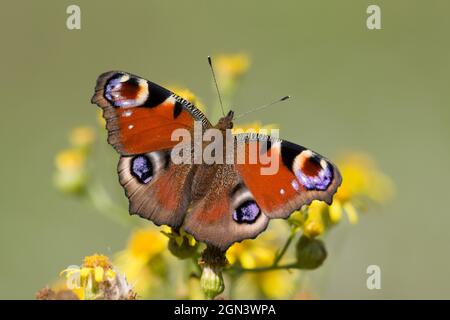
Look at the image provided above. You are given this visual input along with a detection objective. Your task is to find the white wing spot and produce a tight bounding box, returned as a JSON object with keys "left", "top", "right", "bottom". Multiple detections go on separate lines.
{"left": 303, "top": 150, "right": 313, "bottom": 158}
{"left": 119, "top": 74, "right": 130, "bottom": 82}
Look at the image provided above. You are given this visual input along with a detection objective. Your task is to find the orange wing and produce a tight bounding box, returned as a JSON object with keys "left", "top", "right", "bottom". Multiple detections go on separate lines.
{"left": 91, "top": 71, "right": 210, "bottom": 155}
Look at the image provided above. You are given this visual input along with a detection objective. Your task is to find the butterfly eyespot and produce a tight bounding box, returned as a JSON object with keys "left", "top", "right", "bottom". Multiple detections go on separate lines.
{"left": 233, "top": 200, "right": 261, "bottom": 224}
{"left": 131, "top": 155, "right": 153, "bottom": 184}
{"left": 293, "top": 151, "right": 333, "bottom": 191}
{"left": 104, "top": 73, "right": 149, "bottom": 107}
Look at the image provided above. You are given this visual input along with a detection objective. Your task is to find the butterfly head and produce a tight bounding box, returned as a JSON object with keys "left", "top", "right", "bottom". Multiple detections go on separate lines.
{"left": 216, "top": 110, "right": 234, "bottom": 130}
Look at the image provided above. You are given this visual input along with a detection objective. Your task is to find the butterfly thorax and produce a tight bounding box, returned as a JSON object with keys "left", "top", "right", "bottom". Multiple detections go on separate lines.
{"left": 215, "top": 110, "right": 234, "bottom": 130}
{"left": 190, "top": 111, "right": 235, "bottom": 201}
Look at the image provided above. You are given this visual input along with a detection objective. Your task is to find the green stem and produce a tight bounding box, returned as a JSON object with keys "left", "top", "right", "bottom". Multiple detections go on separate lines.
{"left": 86, "top": 182, "right": 138, "bottom": 228}
{"left": 228, "top": 262, "right": 299, "bottom": 274}
{"left": 272, "top": 226, "right": 297, "bottom": 266}
{"left": 191, "top": 254, "right": 202, "bottom": 277}
{"left": 224, "top": 226, "right": 299, "bottom": 275}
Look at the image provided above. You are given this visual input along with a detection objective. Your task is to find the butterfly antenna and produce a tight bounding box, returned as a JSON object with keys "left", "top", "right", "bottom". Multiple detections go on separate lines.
{"left": 207, "top": 56, "right": 225, "bottom": 116}
{"left": 234, "top": 95, "right": 291, "bottom": 120}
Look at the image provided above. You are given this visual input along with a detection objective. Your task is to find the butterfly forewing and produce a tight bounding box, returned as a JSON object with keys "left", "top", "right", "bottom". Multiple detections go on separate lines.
{"left": 91, "top": 71, "right": 210, "bottom": 155}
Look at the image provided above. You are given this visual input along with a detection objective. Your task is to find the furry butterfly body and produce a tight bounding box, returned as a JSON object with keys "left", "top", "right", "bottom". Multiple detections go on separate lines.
{"left": 92, "top": 71, "right": 342, "bottom": 250}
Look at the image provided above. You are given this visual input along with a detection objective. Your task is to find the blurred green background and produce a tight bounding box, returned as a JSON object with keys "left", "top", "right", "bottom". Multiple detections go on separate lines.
{"left": 1, "top": 0, "right": 449, "bottom": 299}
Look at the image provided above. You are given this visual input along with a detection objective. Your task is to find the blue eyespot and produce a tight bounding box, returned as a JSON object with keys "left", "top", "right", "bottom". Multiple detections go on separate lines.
{"left": 131, "top": 155, "right": 153, "bottom": 184}
{"left": 104, "top": 74, "right": 145, "bottom": 107}
{"left": 295, "top": 161, "right": 333, "bottom": 191}
{"left": 233, "top": 200, "right": 261, "bottom": 224}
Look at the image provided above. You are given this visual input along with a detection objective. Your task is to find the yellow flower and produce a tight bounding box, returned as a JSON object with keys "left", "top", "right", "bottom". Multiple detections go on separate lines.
{"left": 83, "top": 253, "right": 112, "bottom": 269}
{"left": 258, "top": 270, "right": 297, "bottom": 299}
{"left": 60, "top": 254, "right": 116, "bottom": 286}
{"left": 168, "top": 86, "right": 206, "bottom": 113}
{"left": 114, "top": 228, "right": 168, "bottom": 297}
{"left": 128, "top": 228, "right": 168, "bottom": 260}
{"left": 227, "top": 238, "right": 275, "bottom": 269}
{"left": 60, "top": 254, "right": 133, "bottom": 300}
{"left": 69, "top": 126, "right": 95, "bottom": 148}
{"left": 55, "top": 148, "right": 86, "bottom": 172}
{"left": 328, "top": 152, "right": 394, "bottom": 224}
{"left": 336, "top": 153, "right": 394, "bottom": 204}
{"left": 216, "top": 53, "right": 250, "bottom": 79}
{"left": 232, "top": 267, "right": 297, "bottom": 299}
{"left": 289, "top": 203, "right": 326, "bottom": 237}
{"left": 302, "top": 201, "right": 325, "bottom": 238}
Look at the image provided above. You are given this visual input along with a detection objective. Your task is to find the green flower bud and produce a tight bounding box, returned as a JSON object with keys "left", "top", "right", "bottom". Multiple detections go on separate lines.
{"left": 295, "top": 235, "right": 327, "bottom": 269}
{"left": 167, "top": 235, "right": 199, "bottom": 260}
{"left": 54, "top": 148, "right": 88, "bottom": 195}
{"left": 200, "top": 265, "right": 224, "bottom": 300}
{"left": 53, "top": 169, "right": 87, "bottom": 195}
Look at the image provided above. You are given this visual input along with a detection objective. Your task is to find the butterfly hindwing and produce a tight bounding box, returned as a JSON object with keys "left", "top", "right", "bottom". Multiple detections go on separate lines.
{"left": 183, "top": 164, "right": 269, "bottom": 251}
{"left": 91, "top": 71, "right": 211, "bottom": 155}
{"left": 118, "top": 151, "right": 195, "bottom": 227}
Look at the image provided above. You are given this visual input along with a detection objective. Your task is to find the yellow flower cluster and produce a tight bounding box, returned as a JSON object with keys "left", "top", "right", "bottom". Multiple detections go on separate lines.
{"left": 60, "top": 254, "right": 134, "bottom": 300}
{"left": 61, "top": 254, "right": 116, "bottom": 287}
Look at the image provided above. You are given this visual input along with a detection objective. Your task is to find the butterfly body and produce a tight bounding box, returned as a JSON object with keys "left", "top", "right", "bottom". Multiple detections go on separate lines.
{"left": 92, "top": 70, "right": 342, "bottom": 250}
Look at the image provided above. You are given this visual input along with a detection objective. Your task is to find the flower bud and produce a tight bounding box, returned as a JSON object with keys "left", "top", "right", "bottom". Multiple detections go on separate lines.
{"left": 54, "top": 149, "right": 88, "bottom": 195}
{"left": 53, "top": 169, "right": 87, "bottom": 195}
{"left": 164, "top": 228, "right": 198, "bottom": 259}
{"left": 69, "top": 127, "right": 95, "bottom": 149}
{"left": 200, "top": 265, "right": 224, "bottom": 300}
{"left": 295, "top": 235, "right": 327, "bottom": 269}
{"left": 168, "top": 236, "right": 198, "bottom": 259}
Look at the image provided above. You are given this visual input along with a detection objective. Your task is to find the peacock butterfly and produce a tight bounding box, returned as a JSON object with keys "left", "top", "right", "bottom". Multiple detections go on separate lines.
{"left": 91, "top": 69, "right": 342, "bottom": 251}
